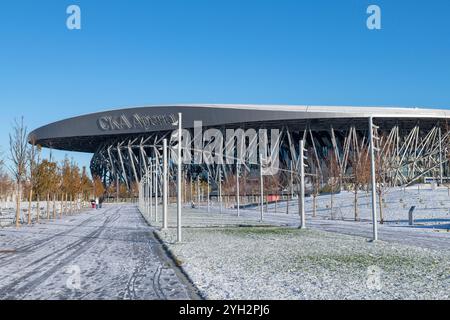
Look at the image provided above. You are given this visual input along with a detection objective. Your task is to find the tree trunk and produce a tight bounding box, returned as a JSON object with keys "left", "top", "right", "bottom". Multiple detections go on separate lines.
{"left": 354, "top": 189, "right": 359, "bottom": 221}
{"left": 53, "top": 194, "right": 56, "bottom": 219}
{"left": 64, "top": 193, "right": 67, "bottom": 215}
{"left": 312, "top": 195, "right": 317, "bottom": 217}
{"left": 15, "top": 182, "right": 21, "bottom": 228}
{"left": 47, "top": 193, "right": 50, "bottom": 220}
{"left": 36, "top": 195, "right": 40, "bottom": 223}
{"left": 330, "top": 191, "right": 334, "bottom": 220}
{"left": 378, "top": 192, "right": 384, "bottom": 224}
{"left": 265, "top": 196, "right": 268, "bottom": 213}
{"left": 28, "top": 188, "right": 33, "bottom": 225}
{"left": 286, "top": 195, "right": 289, "bottom": 214}
{"left": 60, "top": 194, "right": 63, "bottom": 218}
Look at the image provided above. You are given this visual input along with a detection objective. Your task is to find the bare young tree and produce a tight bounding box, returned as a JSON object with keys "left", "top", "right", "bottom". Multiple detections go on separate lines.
{"left": 0, "top": 156, "right": 13, "bottom": 209}
{"left": 375, "top": 139, "right": 389, "bottom": 224}
{"left": 80, "top": 166, "right": 92, "bottom": 204}
{"left": 8, "top": 117, "right": 28, "bottom": 227}
{"left": 93, "top": 176, "right": 106, "bottom": 199}
{"left": 27, "top": 138, "right": 39, "bottom": 224}
{"left": 310, "top": 163, "right": 321, "bottom": 218}
{"left": 326, "top": 151, "right": 340, "bottom": 220}
{"left": 34, "top": 159, "right": 59, "bottom": 220}
{"left": 349, "top": 146, "right": 370, "bottom": 221}
{"left": 0, "top": 171, "right": 13, "bottom": 209}
{"left": 69, "top": 161, "right": 81, "bottom": 213}
{"left": 61, "top": 157, "right": 71, "bottom": 215}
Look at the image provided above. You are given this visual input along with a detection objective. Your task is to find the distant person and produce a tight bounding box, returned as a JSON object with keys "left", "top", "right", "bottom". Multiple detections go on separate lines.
{"left": 95, "top": 197, "right": 99, "bottom": 209}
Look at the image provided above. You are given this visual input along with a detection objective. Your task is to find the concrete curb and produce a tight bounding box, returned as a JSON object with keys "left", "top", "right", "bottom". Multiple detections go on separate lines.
{"left": 137, "top": 206, "right": 205, "bottom": 300}
{"left": 152, "top": 230, "right": 206, "bottom": 300}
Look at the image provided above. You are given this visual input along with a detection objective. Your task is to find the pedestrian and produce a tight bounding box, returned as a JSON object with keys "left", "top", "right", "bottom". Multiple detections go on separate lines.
{"left": 95, "top": 197, "right": 99, "bottom": 210}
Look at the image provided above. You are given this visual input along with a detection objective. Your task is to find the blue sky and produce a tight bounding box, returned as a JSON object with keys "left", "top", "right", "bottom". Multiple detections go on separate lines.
{"left": 1, "top": 0, "right": 450, "bottom": 170}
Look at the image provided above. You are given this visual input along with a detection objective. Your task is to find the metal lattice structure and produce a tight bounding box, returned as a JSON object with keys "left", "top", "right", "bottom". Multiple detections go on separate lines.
{"left": 91, "top": 122, "right": 449, "bottom": 189}
{"left": 29, "top": 105, "right": 450, "bottom": 190}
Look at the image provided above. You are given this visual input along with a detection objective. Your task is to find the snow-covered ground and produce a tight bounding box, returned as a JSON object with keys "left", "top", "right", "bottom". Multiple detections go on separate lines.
{"left": 157, "top": 227, "right": 450, "bottom": 300}
{"left": 150, "top": 186, "right": 450, "bottom": 251}
{"left": 209, "top": 185, "right": 450, "bottom": 229}
{"left": 0, "top": 201, "right": 90, "bottom": 227}
{"left": 0, "top": 205, "right": 194, "bottom": 300}
{"left": 144, "top": 186, "right": 450, "bottom": 300}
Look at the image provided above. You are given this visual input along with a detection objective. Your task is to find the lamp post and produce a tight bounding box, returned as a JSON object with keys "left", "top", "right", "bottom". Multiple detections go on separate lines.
{"left": 154, "top": 156, "right": 159, "bottom": 222}
{"left": 163, "top": 139, "right": 168, "bottom": 230}
{"left": 369, "top": 117, "right": 379, "bottom": 241}
{"left": 177, "top": 113, "right": 182, "bottom": 243}
{"left": 236, "top": 164, "right": 240, "bottom": 217}
{"left": 299, "top": 140, "right": 307, "bottom": 229}
{"left": 259, "top": 154, "right": 264, "bottom": 222}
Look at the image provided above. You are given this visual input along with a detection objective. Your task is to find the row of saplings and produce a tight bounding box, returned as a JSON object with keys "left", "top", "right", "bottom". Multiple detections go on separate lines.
{"left": 16, "top": 155, "right": 107, "bottom": 226}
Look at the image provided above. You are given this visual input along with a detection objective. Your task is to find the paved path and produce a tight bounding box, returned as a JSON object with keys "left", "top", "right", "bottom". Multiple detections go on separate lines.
{"left": 0, "top": 205, "right": 195, "bottom": 300}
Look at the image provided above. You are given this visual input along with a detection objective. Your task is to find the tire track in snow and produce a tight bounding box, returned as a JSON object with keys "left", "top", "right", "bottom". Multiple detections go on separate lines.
{"left": 0, "top": 208, "right": 113, "bottom": 268}
{"left": 0, "top": 208, "right": 121, "bottom": 299}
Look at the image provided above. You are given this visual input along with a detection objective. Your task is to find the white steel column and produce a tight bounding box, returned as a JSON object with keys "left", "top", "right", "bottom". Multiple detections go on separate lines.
{"left": 369, "top": 117, "right": 379, "bottom": 241}
{"left": 299, "top": 140, "right": 306, "bottom": 229}
{"left": 154, "top": 156, "right": 159, "bottom": 222}
{"left": 146, "top": 173, "right": 150, "bottom": 217}
{"left": 439, "top": 126, "right": 444, "bottom": 186}
{"left": 149, "top": 161, "right": 153, "bottom": 221}
{"left": 207, "top": 171, "right": 210, "bottom": 213}
{"left": 163, "top": 139, "right": 168, "bottom": 230}
{"left": 177, "top": 113, "right": 182, "bottom": 243}
{"left": 218, "top": 168, "right": 223, "bottom": 214}
{"left": 259, "top": 154, "right": 264, "bottom": 222}
{"left": 236, "top": 164, "right": 240, "bottom": 217}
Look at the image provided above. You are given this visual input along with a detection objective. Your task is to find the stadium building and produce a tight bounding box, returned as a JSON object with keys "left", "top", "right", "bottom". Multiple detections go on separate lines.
{"left": 29, "top": 105, "right": 450, "bottom": 189}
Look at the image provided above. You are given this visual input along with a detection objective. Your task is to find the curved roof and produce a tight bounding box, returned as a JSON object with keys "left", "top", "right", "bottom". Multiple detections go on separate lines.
{"left": 29, "top": 104, "right": 450, "bottom": 153}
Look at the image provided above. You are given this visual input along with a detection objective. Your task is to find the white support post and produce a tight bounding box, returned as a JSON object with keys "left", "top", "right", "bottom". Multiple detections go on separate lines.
{"left": 147, "top": 173, "right": 150, "bottom": 217}
{"left": 197, "top": 176, "right": 200, "bottom": 206}
{"left": 259, "top": 154, "right": 264, "bottom": 222}
{"left": 154, "top": 156, "right": 159, "bottom": 222}
{"left": 207, "top": 171, "right": 210, "bottom": 213}
{"left": 236, "top": 164, "right": 240, "bottom": 217}
{"left": 369, "top": 117, "right": 379, "bottom": 241}
{"left": 218, "top": 168, "right": 223, "bottom": 214}
{"left": 439, "top": 126, "right": 443, "bottom": 186}
{"left": 177, "top": 113, "right": 182, "bottom": 243}
{"left": 299, "top": 140, "right": 306, "bottom": 229}
{"left": 163, "top": 139, "right": 168, "bottom": 230}
{"left": 150, "top": 161, "right": 153, "bottom": 221}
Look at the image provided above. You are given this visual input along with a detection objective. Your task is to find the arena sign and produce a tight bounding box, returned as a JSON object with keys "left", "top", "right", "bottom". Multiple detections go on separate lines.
{"left": 98, "top": 113, "right": 177, "bottom": 131}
